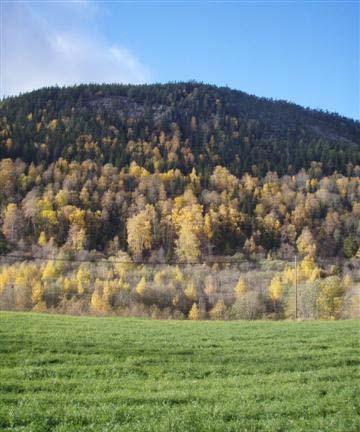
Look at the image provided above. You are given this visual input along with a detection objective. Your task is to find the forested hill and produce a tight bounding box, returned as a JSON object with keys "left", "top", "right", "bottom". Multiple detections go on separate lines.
{"left": 1, "top": 82, "right": 359, "bottom": 176}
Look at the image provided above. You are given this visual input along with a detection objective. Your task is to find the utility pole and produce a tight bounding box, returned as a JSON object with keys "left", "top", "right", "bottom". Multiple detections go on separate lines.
{"left": 295, "top": 254, "right": 298, "bottom": 320}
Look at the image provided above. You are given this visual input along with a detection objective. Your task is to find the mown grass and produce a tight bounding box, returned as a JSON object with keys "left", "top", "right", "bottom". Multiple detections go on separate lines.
{"left": 0, "top": 313, "right": 359, "bottom": 431}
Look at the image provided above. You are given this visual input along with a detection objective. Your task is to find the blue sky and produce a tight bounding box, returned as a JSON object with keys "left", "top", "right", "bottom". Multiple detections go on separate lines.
{"left": 2, "top": 1, "right": 359, "bottom": 119}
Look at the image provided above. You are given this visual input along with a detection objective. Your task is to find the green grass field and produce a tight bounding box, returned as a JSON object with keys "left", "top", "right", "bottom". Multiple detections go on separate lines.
{"left": 0, "top": 313, "right": 359, "bottom": 432}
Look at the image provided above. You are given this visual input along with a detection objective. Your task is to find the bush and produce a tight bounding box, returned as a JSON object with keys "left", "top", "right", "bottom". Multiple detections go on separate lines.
{"left": 209, "top": 299, "right": 228, "bottom": 320}
{"left": 188, "top": 303, "right": 200, "bottom": 320}
{"left": 343, "top": 236, "right": 358, "bottom": 258}
{"left": 230, "top": 292, "right": 264, "bottom": 320}
{"left": 317, "top": 276, "right": 345, "bottom": 319}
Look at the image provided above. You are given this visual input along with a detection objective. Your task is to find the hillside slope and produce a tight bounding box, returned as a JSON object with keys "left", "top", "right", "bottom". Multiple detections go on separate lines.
{"left": 1, "top": 82, "right": 359, "bottom": 176}
{"left": 0, "top": 82, "right": 358, "bottom": 262}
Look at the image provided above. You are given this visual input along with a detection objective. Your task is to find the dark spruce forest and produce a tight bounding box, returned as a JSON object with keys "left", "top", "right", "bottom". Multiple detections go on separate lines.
{"left": 1, "top": 82, "right": 359, "bottom": 176}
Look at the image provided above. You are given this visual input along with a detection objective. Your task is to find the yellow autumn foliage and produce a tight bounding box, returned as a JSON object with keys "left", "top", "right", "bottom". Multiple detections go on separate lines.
{"left": 135, "top": 277, "right": 147, "bottom": 297}
{"left": 184, "top": 281, "right": 197, "bottom": 302}
{"left": 268, "top": 275, "right": 283, "bottom": 303}
{"left": 188, "top": 303, "right": 200, "bottom": 320}
{"left": 234, "top": 278, "right": 247, "bottom": 298}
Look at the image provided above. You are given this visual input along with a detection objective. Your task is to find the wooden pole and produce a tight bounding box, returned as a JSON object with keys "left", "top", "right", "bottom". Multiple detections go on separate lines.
{"left": 295, "top": 254, "right": 298, "bottom": 319}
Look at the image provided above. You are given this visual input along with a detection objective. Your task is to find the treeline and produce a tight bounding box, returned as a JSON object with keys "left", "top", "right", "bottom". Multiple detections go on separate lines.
{"left": 0, "top": 256, "right": 358, "bottom": 320}
{"left": 1, "top": 83, "right": 359, "bottom": 177}
{"left": 0, "top": 158, "right": 359, "bottom": 261}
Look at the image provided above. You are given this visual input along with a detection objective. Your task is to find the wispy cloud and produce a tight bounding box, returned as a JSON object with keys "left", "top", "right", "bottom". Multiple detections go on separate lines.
{"left": 1, "top": 2, "right": 151, "bottom": 97}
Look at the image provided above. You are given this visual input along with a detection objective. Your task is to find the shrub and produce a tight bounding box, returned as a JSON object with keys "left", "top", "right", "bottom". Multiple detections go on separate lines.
{"left": 317, "top": 276, "right": 345, "bottom": 319}
{"left": 343, "top": 236, "right": 358, "bottom": 258}
{"left": 286, "top": 281, "right": 319, "bottom": 319}
{"left": 230, "top": 292, "right": 264, "bottom": 320}
{"left": 234, "top": 278, "right": 247, "bottom": 298}
{"left": 209, "top": 299, "right": 228, "bottom": 320}
{"left": 188, "top": 303, "right": 200, "bottom": 320}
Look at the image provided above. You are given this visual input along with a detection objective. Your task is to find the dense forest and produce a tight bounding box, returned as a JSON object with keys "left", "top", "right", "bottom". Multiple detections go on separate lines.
{"left": 1, "top": 82, "right": 359, "bottom": 176}
{"left": 0, "top": 82, "right": 359, "bottom": 319}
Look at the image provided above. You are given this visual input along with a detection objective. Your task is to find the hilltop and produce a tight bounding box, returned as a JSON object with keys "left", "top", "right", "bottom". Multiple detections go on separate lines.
{"left": 1, "top": 82, "right": 359, "bottom": 176}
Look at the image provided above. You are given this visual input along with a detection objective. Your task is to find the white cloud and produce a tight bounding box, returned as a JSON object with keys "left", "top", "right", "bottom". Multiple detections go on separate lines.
{"left": 1, "top": 2, "right": 151, "bottom": 97}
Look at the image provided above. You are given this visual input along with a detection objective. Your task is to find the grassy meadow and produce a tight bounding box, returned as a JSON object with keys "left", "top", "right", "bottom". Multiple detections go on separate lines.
{"left": 0, "top": 312, "right": 359, "bottom": 431}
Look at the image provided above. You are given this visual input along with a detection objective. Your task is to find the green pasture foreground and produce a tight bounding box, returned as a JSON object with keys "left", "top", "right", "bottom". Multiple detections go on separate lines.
{"left": 0, "top": 313, "right": 359, "bottom": 432}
